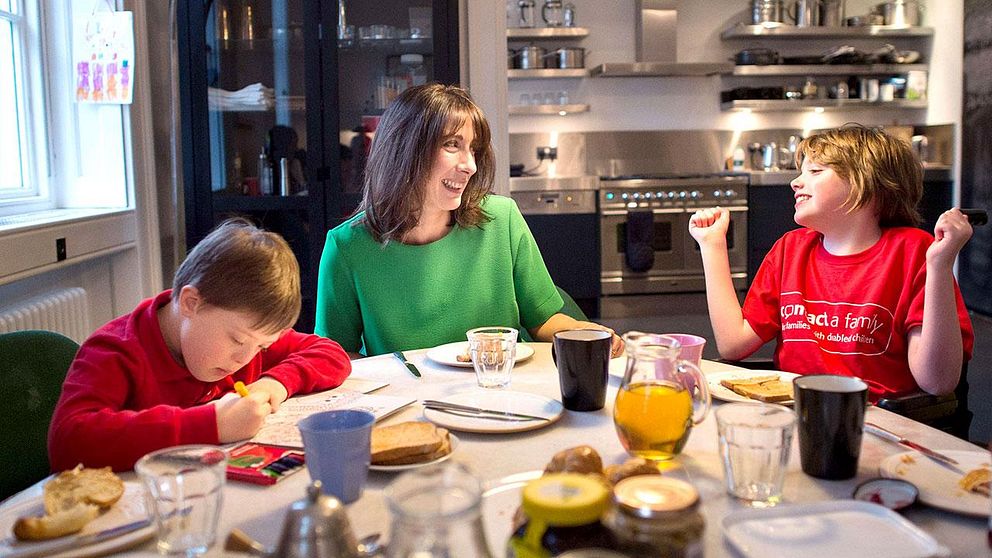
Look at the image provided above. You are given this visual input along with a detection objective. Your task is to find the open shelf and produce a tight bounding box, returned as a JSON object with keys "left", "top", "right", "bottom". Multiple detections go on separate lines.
{"left": 721, "top": 98, "right": 928, "bottom": 112}
{"left": 508, "top": 103, "right": 589, "bottom": 115}
{"left": 590, "top": 62, "right": 733, "bottom": 77}
{"left": 731, "top": 63, "right": 928, "bottom": 76}
{"left": 508, "top": 68, "right": 588, "bottom": 79}
{"left": 507, "top": 27, "right": 589, "bottom": 40}
{"left": 721, "top": 24, "right": 934, "bottom": 40}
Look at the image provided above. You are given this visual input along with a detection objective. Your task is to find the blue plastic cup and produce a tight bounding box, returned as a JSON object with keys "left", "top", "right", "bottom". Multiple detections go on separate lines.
{"left": 298, "top": 409, "right": 375, "bottom": 504}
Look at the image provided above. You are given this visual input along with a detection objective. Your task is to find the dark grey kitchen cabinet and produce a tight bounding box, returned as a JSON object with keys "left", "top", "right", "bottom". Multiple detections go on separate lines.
{"left": 177, "top": 0, "right": 459, "bottom": 332}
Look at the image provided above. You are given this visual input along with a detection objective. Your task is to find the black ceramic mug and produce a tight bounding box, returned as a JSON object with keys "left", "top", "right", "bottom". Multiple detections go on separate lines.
{"left": 552, "top": 329, "right": 611, "bottom": 411}
{"left": 793, "top": 375, "right": 869, "bottom": 480}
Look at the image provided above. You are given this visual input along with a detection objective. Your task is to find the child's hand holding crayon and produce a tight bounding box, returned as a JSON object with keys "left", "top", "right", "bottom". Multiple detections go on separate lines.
{"left": 235, "top": 377, "right": 289, "bottom": 412}
{"left": 215, "top": 388, "right": 273, "bottom": 443}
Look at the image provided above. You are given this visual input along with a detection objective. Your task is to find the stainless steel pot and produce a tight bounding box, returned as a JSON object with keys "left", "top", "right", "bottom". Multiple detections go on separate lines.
{"left": 545, "top": 46, "right": 585, "bottom": 69}
{"left": 515, "top": 45, "right": 546, "bottom": 69}
{"left": 877, "top": 0, "right": 921, "bottom": 26}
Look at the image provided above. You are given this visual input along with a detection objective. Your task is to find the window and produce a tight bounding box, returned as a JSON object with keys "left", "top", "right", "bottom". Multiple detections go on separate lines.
{"left": 0, "top": 0, "right": 129, "bottom": 220}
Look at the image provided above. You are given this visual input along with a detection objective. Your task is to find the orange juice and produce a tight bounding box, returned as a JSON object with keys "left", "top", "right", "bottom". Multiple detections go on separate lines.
{"left": 614, "top": 380, "right": 693, "bottom": 461}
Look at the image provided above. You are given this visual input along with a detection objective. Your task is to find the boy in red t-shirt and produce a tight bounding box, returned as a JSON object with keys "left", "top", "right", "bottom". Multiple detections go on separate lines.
{"left": 689, "top": 126, "right": 973, "bottom": 400}
{"left": 48, "top": 220, "right": 351, "bottom": 471}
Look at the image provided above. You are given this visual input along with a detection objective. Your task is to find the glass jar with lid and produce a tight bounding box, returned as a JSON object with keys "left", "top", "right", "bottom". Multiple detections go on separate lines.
{"left": 508, "top": 473, "right": 620, "bottom": 557}
{"left": 604, "top": 476, "right": 704, "bottom": 558}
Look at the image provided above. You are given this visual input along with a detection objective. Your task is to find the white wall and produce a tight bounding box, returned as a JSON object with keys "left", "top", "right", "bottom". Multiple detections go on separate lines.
{"left": 498, "top": 0, "right": 961, "bottom": 136}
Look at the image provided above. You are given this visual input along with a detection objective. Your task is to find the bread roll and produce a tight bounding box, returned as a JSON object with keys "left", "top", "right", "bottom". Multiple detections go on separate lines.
{"left": 604, "top": 458, "right": 661, "bottom": 485}
{"left": 543, "top": 445, "right": 603, "bottom": 475}
{"left": 44, "top": 465, "right": 124, "bottom": 515}
{"left": 13, "top": 503, "right": 99, "bottom": 541}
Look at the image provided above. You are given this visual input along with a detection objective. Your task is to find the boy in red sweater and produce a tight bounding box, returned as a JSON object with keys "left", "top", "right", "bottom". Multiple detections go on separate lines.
{"left": 48, "top": 220, "right": 351, "bottom": 471}
{"left": 689, "top": 126, "right": 973, "bottom": 401}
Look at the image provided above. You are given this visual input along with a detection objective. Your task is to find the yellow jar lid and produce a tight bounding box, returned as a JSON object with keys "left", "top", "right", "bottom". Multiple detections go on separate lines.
{"left": 522, "top": 473, "right": 609, "bottom": 526}
{"left": 613, "top": 476, "right": 699, "bottom": 519}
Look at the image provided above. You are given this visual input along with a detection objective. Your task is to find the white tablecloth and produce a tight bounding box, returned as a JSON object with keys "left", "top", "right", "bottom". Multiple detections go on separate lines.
{"left": 3, "top": 343, "right": 988, "bottom": 556}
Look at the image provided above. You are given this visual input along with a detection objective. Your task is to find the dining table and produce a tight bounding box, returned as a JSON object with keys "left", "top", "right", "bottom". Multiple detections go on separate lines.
{"left": 1, "top": 342, "right": 989, "bottom": 557}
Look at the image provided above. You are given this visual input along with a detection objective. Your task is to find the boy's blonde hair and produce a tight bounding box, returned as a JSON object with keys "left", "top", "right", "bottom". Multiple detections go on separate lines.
{"left": 796, "top": 125, "right": 922, "bottom": 227}
{"left": 172, "top": 219, "right": 300, "bottom": 332}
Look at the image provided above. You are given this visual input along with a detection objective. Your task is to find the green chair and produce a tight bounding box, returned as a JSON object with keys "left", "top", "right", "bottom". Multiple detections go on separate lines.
{"left": 0, "top": 330, "right": 79, "bottom": 500}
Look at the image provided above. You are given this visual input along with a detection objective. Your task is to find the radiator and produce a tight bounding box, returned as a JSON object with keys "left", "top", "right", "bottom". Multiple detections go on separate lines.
{"left": 0, "top": 287, "right": 91, "bottom": 343}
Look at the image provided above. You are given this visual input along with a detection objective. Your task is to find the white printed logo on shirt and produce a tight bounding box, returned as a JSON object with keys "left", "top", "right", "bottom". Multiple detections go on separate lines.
{"left": 779, "top": 291, "right": 894, "bottom": 356}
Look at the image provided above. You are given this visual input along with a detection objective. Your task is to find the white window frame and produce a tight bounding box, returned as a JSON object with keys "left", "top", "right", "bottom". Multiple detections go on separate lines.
{"left": 0, "top": 0, "right": 131, "bottom": 221}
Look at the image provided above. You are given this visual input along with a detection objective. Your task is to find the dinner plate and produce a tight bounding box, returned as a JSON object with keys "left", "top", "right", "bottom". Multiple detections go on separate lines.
{"left": 706, "top": 369, "right": 800, "bottom": 404}
{"left": 369, "top": 433, "right": 460, "bottom": 472}
{"left": 423, "top": 391, "right": 563, "bottom": 434}
{"left": 425, "top": 342, "right": 535, "bottom": 369}
{"left": 722, "top": 500, "right": 949, "bottom": 557}
{"left": 879, "top": 450, "right": 990, "bottom": 517}
{"left": 481, "top": 470, "right": 543, "bottom": 557}
{"left": 0, "top": 482, "right": 154, "bottom": 558}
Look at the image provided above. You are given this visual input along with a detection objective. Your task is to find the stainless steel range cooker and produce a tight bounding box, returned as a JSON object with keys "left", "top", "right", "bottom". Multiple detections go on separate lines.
{"left": 599, "top": 173, "right": 749, "bottom": 296}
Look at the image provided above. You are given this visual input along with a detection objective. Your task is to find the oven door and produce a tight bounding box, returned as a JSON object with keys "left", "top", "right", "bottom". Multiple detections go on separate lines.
{"left": 683, "top": 206, "right": 748, "bottom": 273}
{"left": 600, "top": 208, "right": 685, "bottom": 295}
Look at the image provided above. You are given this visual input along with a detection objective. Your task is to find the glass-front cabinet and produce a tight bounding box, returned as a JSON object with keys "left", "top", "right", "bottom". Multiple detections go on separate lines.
{"left": 177, "top": 0, "right": 459, "bottom": 331}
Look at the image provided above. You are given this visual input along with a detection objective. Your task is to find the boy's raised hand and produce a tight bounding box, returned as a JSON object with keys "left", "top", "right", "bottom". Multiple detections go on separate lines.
{"left": 927, "top": 208, "right": 973, "bottom": 269}
{"left": 689, "top": 207, "right": 731, "bottom": 247}
{"left": 215, "top": 391, "right": 272, "bottom": 443}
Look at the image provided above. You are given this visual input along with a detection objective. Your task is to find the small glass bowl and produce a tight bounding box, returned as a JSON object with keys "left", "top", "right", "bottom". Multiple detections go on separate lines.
{"left": 852, "top": 478, "right": 919, "bottom": 511}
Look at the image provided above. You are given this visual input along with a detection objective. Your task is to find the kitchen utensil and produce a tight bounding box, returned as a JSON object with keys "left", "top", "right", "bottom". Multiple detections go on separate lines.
{"left": 819, "top": 0, "right": 845, "bottom": 26}
{"left": 790, "top": 0, "right": 821, "bottom": 26}
{"left": 961, "top": 208, "right": 988, "bottom": 226}
{"left": 5, "top": 519, "right": 152, "bottom": 558}
{"left": 877, "top": 0, "right": 922, "bottom": 26}
{"left": 422, "top": 400, "right": 551, "bottom": 421}
{"left": 733, "top": 48, "right": 780, "bottom": 65}
{"left": 515, "top": 45, "right": 546, "bottom": 69}
{"left": 542, "top": 0, "right": 564, "bottom": 27}
{"left": 545, "top": 46, "right": 585, "bottom": 69}
{"left": 864, "top": 422, "right": 960, "bottom": 468}
{"left": 393, "top": 351, "right": 421, "bottom": 377}
{"left": 563, "top": 2, "right": 576, "bottom": 26}
{"left": 751, "top": 0, "right": 784, "bottom": 24}
{"left": 422, "top": 391, "right": 563, "bottom": 434}
{"left": 794, "top": 375, "right": 868, "bottom": 480}
{"left": 517, "top": 0, "right": 536, "bottom": 28}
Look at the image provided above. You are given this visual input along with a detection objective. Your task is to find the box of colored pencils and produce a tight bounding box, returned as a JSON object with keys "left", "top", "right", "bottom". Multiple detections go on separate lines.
{"left": 227, "top": 442, "right": 306, "bottom": 485}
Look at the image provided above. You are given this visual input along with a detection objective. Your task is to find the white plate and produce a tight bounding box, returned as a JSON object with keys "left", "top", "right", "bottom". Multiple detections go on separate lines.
{"left": 879, "top": 450, "right": 991, "bottom": 517}
{"left": 0, "top": 482, "right": 154, "bottom": 558}
{"left": 425, "top": 342, "right": 535, "bottom": 369}
{"left": 481, "top": 470, "right": 543, "bottom": 557}
{"left": 423, "top": 391, "right": 563, "bottom": 434}
{"left": 706, "top": 369, "right": 800, "bottom": 404}
{"left": 722, "top": 500, "right": 949, "bottom": 557}
{"left": 369, "top": 434, "right": 460, "bottom": 472}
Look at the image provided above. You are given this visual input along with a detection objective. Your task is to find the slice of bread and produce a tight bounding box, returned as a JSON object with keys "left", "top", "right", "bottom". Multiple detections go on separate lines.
{"left": 44, "top": 465, "right": 125, "bottom": 515}
{"left": 376, "top": 429, "right": 452, "bottom": 466}
{"left": 719, "top": 374, "right": 780, "bottom": 391}
{"left": 371, "top": 421, "right": 444, "bottom": 463}
{"left": 733, "top": 380, "right": 793, "bottom": 403}
{"left": 13, "top": 503, "right": 99, "bottom": 541}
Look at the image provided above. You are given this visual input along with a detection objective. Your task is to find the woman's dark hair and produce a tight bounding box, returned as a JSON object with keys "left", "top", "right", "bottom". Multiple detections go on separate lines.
{"left": 355, "top": 83, "right": 495, "bottom": 243}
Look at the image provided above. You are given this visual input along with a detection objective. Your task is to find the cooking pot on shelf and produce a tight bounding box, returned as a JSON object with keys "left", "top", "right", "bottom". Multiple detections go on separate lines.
{"left": 544, "top": 46, "right": 585, "bottom": 69}
{"left": 514, "top": 45, "right": 546, "bottom": 69}
{"left": 877, "top": 0, "right": 922, "bottom": 26}
{"left": 733, "top": 48, "right": 780, "bottom": 65}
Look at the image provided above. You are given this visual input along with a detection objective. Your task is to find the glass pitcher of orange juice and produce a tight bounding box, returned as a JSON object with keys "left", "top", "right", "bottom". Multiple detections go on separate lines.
{"left": 614, "top": 332, "right": 711, "bottom": 461}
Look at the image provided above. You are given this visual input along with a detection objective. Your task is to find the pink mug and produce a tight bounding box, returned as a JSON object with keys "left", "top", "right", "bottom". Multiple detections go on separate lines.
{"left": 663, "top": 334, "right": 706, "bottom": 368}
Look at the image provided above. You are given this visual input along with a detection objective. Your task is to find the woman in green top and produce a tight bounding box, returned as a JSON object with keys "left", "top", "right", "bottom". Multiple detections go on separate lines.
{"left": 315, "top": 84, "right": 622, "bottom": 357}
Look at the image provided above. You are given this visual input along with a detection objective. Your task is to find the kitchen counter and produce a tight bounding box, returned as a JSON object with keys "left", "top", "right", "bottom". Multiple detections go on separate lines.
{"left": 749, "top": 165, "right": 953, "bottom": 185}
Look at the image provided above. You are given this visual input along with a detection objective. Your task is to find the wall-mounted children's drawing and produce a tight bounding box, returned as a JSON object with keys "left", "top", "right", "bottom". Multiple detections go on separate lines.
{"left": 73, "top": 7, "right": 134, "bottom": 104}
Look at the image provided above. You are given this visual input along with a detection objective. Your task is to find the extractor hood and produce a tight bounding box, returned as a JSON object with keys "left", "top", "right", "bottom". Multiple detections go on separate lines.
{"left": 589, "top": 0, "right": 732, "bottom": 77}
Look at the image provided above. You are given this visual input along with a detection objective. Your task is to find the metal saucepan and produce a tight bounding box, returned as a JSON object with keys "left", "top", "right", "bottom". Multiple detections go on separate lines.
{"left": 733, "top": 48, "right": 780, "bottom": 65}
{"left": 513, "top": 45, "right": 547, "bottom": 69}
{"left": 543, "top": 46, "right": 585, "bottom": 69}
{"left": 876, "top": 0, "right": 922, "bottom": 26}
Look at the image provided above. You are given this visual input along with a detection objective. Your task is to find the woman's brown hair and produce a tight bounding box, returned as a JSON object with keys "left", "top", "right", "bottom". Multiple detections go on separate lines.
{"left": 173, "top": 219, "right": 301, "bottom": 332}
{"left": 796, "top": 125, "right": 923, "bottom": 227}
{"left": 355, "top": 83, "right": 496, "bottom": 243}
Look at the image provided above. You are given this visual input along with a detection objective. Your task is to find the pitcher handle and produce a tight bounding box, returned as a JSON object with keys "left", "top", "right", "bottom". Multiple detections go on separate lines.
{"left": 677, "top": 360, "right": 711, "bottom": 425}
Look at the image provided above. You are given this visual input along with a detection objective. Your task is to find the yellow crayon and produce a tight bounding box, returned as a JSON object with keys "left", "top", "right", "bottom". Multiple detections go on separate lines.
{"left": 233, "top": 381, "right": 250, "bottom": 398}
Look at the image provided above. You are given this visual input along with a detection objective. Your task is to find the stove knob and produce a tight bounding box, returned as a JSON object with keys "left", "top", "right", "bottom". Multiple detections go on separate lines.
{"left": 605, "top": 192, "right": 615, "bottom": 200}
{"left": 712, "top": 189, "right": 722, "bottom": 198}
{"left": 690, "top": 190, "right": 701, "bottom": 199}
{"left": 643, "top": 192, "right": 653, "bottom": 199}
{"left": 678, "top": 191, "right": 688, "bottom": 199}
{"left": 656, "top": 191, "right": 664, "bottom": 199}
{"left": 724, "top": 189, "right": 736, "bottom": 198}
{"left": 632, "top": 192, "right": 641, "bottom": 199}
{"left": 621, "top": 193, "right": 629, "bottom": 200}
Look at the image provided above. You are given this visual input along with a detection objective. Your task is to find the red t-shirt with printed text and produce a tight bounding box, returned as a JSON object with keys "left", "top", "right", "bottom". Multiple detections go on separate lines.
{"left": 743, "top": 227, "right": 974, "bottom": 399}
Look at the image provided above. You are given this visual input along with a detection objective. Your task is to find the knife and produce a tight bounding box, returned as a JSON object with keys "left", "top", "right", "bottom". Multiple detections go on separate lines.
{"left": 393, "top": 351, "right": 421, "bottom": 378}
{"left": 422, "top": 400, "right": 550, "bottom": 422}
{"left": 6, "top": 518, "right": 152, "bottom": 558}
{"left": 864, "top": 422, "right": 960, "bottom": 467}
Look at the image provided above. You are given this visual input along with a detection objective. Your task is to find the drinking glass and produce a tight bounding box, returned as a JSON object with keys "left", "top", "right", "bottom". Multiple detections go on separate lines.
{"left": 613, "top": 332, "right": 710, "bottom": 461}
{"left": 717, "top": 403, "right": 795, "bottom": 507}
{"left": 466, "top": 327, "right": 517, "bottom": 389}
{"left": 136, "top": 445, "right": 227, "bottom": 555}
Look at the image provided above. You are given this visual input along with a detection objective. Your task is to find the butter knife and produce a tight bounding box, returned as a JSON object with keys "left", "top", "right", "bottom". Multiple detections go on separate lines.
{"left": 423, "top": 400, "right": 550, "bottom": 422}
{"left": 6, "top": 518, "right": 152, "bottom": 558}
{"left": 426, "top": 406, "right": 541, "bottom": 422}
{"left": 393, "top": 351, "right": 421, "bottom": 378}
{"left": 864, "top": 422, "right": 960, "bottom": 467}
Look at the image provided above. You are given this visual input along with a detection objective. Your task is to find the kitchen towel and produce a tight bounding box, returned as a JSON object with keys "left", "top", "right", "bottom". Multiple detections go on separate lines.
{"left": 625, "top": 210, "right": 655, "bottom": 273}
